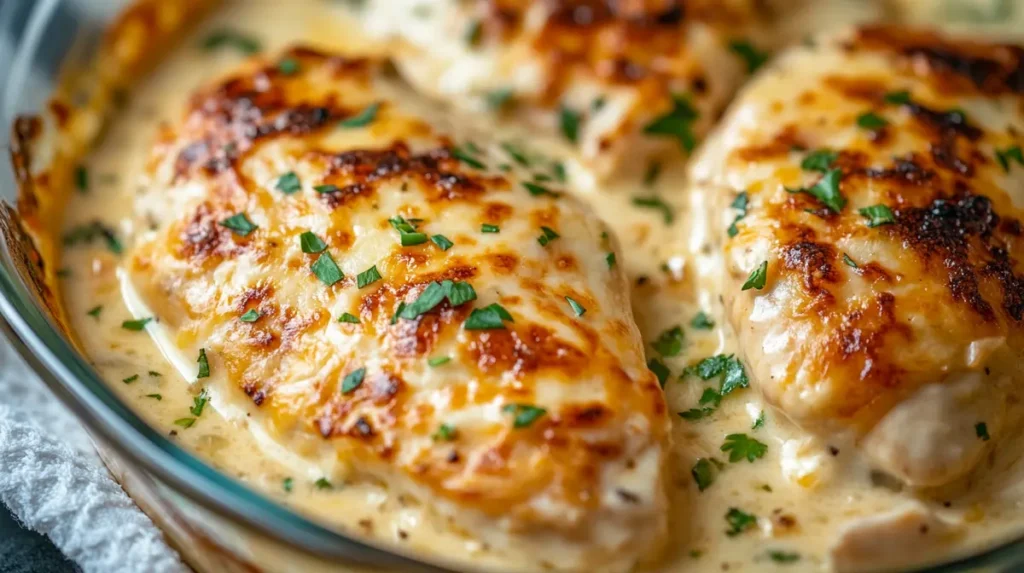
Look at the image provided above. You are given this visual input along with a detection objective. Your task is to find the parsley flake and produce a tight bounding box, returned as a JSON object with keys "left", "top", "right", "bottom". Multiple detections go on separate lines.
{"left": 275, "top": 172, "right": 301, "bottom": 194}
{"left": 752, "top": 411, "right": 765, "bottom": 430}
{"left": 75, "top": 166, "right": 89, "bottom": 193}
{"left": 729, "top": 40, "right": 769, "bottom": 73}
{"left": 464, "top": 19, "right": 483, "bottom": 47}
{"left": 314, "top": 478, "right": 333, "bottom": 490}
{"left": 201, "top": 29, "right": 262, "bottom": 54}
{"left": 283, "top": 477, "right": 294, "bottom": 492}
{"left": 62, "top": 222, "right": 124, "bottom": 254}
{"left": 481, "top": 223, "right": 500, "bottom": 233}
{"left": 389, "top": 215, "right": 428, "bottom": 246}
{"left": 728, "top": 191, "right": 749, "bottom": 237}
{"left": 314, "top": 184, "right": 339, "bottom": 194}
{"left": 299, "top": 231, "right": 328, "bottom": 254}
{"left": 121, "top": 317, "right": 152, "bottom": 331}
{"left": 464, "top": 303, "right": 513, "bottom": 330}
{"left": 431, "top": 234, "right": 454, "bottom": 251}
{"left": 800, "top": 149, "right": 838, "bottom": 173}
{"left": 692, "top": 458, "right": 716, "bottom": 491}
{"left": 786, "top": 168, "right": 845, "bottom": 212}
{"left": 240, "top": 309, "right": 261, "bottom": 322}
{"left": 311, "top": 252, "right": 344, "bottom": 286}
{"left": 976, "top": 422, "right": 990, "bottom": 441}
{"left": 278, "top": 58, "right": 300, "bottom": 75}
{"left": 690, "top": 312, "right": 715, "bottom": 330}
{"left": 219, "top": 213, "right": 258, "bottom": 237}
{"left": 122, "top": 375, "right": 139, "bottom": 384}
{"left": 843, "top": 253, "right": 858, "bottom": 268}
{"left": 767, "top": 550, "right": 801, "bottom": 564}
{"left": 742, "top": 261, "right": 768, "bottom": 291}
{"left": 356, "top": 265, "right": 382, "bottom": 289}
{"left": 859, "top": 204, "right": 895, "bottom": 227}
{"left": 174, "top": 417, "right": 196, "bottom": 429}
{"left": 485, "top": 88, "right": 514, "bottom": 111}
{"left": 653, "top": 326, "right": 685, "bottom": 357}
{"left": 433, "top": 423, "right": 457, "bottom": 441}
{"left": 997, "top": 146, "right": 1024, "bottom": 172}
{"left": 884, "top": 90, "right": 911, "bottom": 105}
{"left": 606, "top": 252, "right": 617, "bottom": 268}
{"left": 87, "top": 306, "right": 103, "bottom": 319}
{"left": 146, "top": 394, "right": 162, "bottom": 401}
{"left": 197, "top": 349, "right": 210, "bottom": 379}
{"left": 632, "top": 196, "right": 674, "bottom": 225}
{"left": 190, "top": 389, "right": 209, "bottom": 417}
{"left": 721, "top": 433, "right": 768, "bottom": 463}
{"left": 428, "top": 356, "right": 451, "bottom": 367}
{"left": 523, "top": 181, "right": 557, "bottom": 197}
{"left": 565, "top": 296, "right": 586, "bottom": 317}
{"left": 342, "top": 367, "right": 366, "bottom": 393}
{"left": 503, "top": 404, "right": 546, "bottom": 428}
{"left": 648, "top": 358, "right": 671, "bottom": 387}
{"left": 643, "top": 94, "right": 699, "bottom": 152}
{"left": 451, "top": 146, "right": 486, "bottom": 169}
{"left": 338, "top": 312, "right": 360, "bottom": 324}
{"left": 560, "top": 105, "right": 581, "bottom": 143}
{"left": 339, "top": 103, "right": 379, "bottom": 128}
{"left": 725, "top": 508, "right": 758, "bottom": 536}
{"left": 538, "top": 226, "right": 560, "bottom": 247}
{"left": 856, "top": 111, "right": 888, "bottom": 130}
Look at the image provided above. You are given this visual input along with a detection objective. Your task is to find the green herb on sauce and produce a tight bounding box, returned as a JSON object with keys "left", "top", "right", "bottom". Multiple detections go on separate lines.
{"left": 428, "top": 356, "right": 451, "bottom": 367}
{"left": 742, "top": 261, "right": 768, "bottom": 291}
{"left": 653, "top": 326, "right": 685, "bottom": 357}
{"left": 883, "top": 90, "right": 911, "bottom": 105}
{"left": 856, "top": 111, "right": 888, "bottom": 130}
{"left": 565, "top": 296, "right": 586, "bottom": 317}
{"left": 219, "top": 213, "right": 258, "bottom": 237}
{"left": 785, "top": 168, "right": 845, "bottom": 212}
{"left": 201, "top": 29, "right": 263, "bottom": 54}
{"left": 648, "top": 359, "right": 671, "bottom": 387}
{"left": 800, "top": 149, "right": 838, "bottom": 173}
{"left": 338, "top": 313, "right": 360, "bottom": 324}
{"left": 729, "top": 40, "right": 769, "bottom": 73}
{"left": 87, "top": 306, "right": 103, "bottom": 319}
{"left": 122, "top": 375, "right": 139, "bottom": 384}
{"left": 464, "top": 303, "right": 512, "bottom": 330}
{"left": 502, "top": 404, "right": 546, "bottom": 428}
{"left": 725, "top": 507, "right": 758, "bottom": 536}
{"left": 356, "top": 265, "right": 382, "bottom": 289}
{"left": 843, "top": 253, "right": 858, "bottom": 268}
{"left": 537, "top": 226, "right": 560, "bottom": 247}
{"left": 996, "top": 146, "right": 1024, "bottom": 173}
{"left": 643, "top": 94, "right": 699, "bottom": 153}
{"left": 240, "top": 309, "right": 261, "bottom": 323}
{"left": 632, "top": 196, "right": 674, "bottom": 225}
{"left": 341, "top": 367, "right": 366, "bottom": 394}
{"left": 481, "top": 223, "right": 500, "bottom": 234}
{"left": 299, "top": 231, "right": 328, "bottom": 254}
{"left": 339, "top": 103, "right": 380, "bottom": 128}
{"left": 197, "top": 349, "right": 210, "bottom": 379}
{"left": 690, "top": 312, "right": 714, "bottom": 330}
{"left": 311, "top": 252, "right": 344, "bottom": 286}
{"left": 121, "top": 318, "right": 152, "bottom": 331}
{"left": 976, "top": 422, "right": 990, "bottom": 441}
{"left": 721, "top": 433, "right": 767, "bottom": 463}
{"left": 431, "top": 234, "right": 454, "bottom": 251}
{"left": 691, "top": 458, "right": 716, "bottom": 491}
{"left": 433, "top": 423, "right": 457, "bottom": 441}
{"left": 275, "top": 171, "right": 301, "bottom": 194}
{"left": 560, "top": 105, "right": 581, "bottom": 143}
{"left": 858, "top": 204, "right": 895, "bottom": 227}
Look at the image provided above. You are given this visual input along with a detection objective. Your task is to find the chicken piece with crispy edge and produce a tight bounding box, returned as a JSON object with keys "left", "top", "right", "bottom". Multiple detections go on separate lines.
{"left": 125, "top": 47, "right": 670, "bottom": 572}
{"left": 689, "top": 25, "right": 1024, "bottom": 488}
{"left": 343, "top": 0, "right": 775, "bottom": 180}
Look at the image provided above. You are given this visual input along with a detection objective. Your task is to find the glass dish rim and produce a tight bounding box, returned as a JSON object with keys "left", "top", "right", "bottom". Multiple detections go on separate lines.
{"left": 0, "top": 0, "right": 1023, "bottom": 570}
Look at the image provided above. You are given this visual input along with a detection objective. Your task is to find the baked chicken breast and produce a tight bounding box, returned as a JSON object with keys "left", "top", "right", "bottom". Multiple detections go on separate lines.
{"left": 690, "top": 26, "right": 1024, "bottom": 487}
{"left": 344, "top": 0, "right": 772, "bottom": 180}
{"left": 124, "top": 47, "right": 669, "bottom": 571}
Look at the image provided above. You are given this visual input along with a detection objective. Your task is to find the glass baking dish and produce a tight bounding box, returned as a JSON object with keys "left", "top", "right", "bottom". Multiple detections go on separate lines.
{"left": 0, "top": 1, "right": 1022, "bottom": 572}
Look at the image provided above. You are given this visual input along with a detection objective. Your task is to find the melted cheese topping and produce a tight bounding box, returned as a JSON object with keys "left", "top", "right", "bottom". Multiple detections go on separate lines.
{"left": 48, "top": 1, "right": 1024, "bottom": 572}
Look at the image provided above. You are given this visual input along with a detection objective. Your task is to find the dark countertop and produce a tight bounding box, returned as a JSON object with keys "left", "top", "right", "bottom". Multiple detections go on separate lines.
{"left": 0, "top": 502, "right": 76, "bottom": 573}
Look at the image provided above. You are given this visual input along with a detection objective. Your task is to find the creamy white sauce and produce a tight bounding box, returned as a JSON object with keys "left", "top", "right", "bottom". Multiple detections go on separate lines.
{"left": 52, "top": 1, "right": 1024, "bottom": 571}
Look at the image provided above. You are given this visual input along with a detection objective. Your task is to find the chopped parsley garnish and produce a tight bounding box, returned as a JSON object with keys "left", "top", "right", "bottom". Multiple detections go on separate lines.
{"left": 768, "top": 551, "right": 801, "bottom": 563}
{"left": 87, "top": 306, "right": 103, "bottom": 319}
{"left": 481, "top": 223, "right": 500, "bottom": 233}
{"left": 644, "top": 162, "right": 662, "bottom": 187}
{"left": 314, "top": 478, "right": 333, "bottom": 490}
{"left": 976, "top": 422, "right": 990, "bottom": 441}
{"left": 341, "top": 367, "right": 366, "bottom": 394}
{"left": 240, "top": 309, "right": 261, "bottom": 322}
{"left": 446, "top": 281, "right": 477, "bottom": 307}
{"left": 174, "top": 417, "right": 196, "bottom": 429}
{"left": 729, "top": 40, "right": 769, "bottom": 73}
{"left": 431, "top": 234, "right": 454, "bottom": 251}
{"left": 338, "top": 312, "right": 360, "bottom": 324}
{"left": 148, "top": 371, "right": 162, "bottom": 377}
{"left": 858, "top": 204, "right": 895, "bottom": 227}
{"left": 339, "top": 103, "right": 380, "bottom": 128}
{"left": 643, "top": 94, "right": 699, "bottom": 153}
{"left": 559, "top": 105, "right": 581, "bottom": 143}
{"left": 679, "top": 388, "right": 723, "bottom": 421}
{"left": 683, "top": 354, "right": 749, "bottom": 396}
{"left": 197, "top": 349, "right": 210, "bottom": 379}
{"left": 428, "top": 356, "right": 451, "bottom": 367}
{"left": 800, "top": 149, "right": 838, "bottom": 173}
{"left": 565, "top": 296, "right": 586, "bottom": 317}
{"left": 648, "top": 358, "right": 671, "bottom": 387}
{"left": 122, "top": 375, "right": 139, "bottom": 384}
{"left": 75, "top": 166, "right": 88, "bottom": 192}
{"left": 395, "top": 280, "right": 477, "bottom": 322}
{"left": 311, "top": 252, "right": 344, "bottom": 286}
{"left": 146, "top": 394, "right": 162, "bottom": 401}
{"left": 314, "top": 184, "right": 339, "bottom": 194}
{"left": 691, "top": 458, "right": 716, "bottom": 491}
{"left": 283, "top": 477, "right": 294, "bottom": 492}
{"left": 464, "top": 303, "right": 513, "bottom": 330}
{"left": 121, "top": 317, "right": 152, "bottom": 331}
{"left": 356, "top": 265, "right": 382, "bottom": 289}
{"left": 690, "top": 312, "right": 714, "bottom": 330}
{"left": 996, "top": 146, "right": 1024, "bottom": 172}
{"left": 606, "top": 252, "right": 616, "bottom": 268}
{"left": 275, "top": 171, "right": 301, "bottom": 194}
{"left": 389, "top": 215, "right": 428, "bottom": 246}
{"left": 856, "top": 111, "right": 888, "bottom": 130}
{"left": 278, "top": 58, "right": 300, "bottom": 75}
{"left": 653, "top": 326, "right": 685, "bottom": 357}
{"left": 752, "top": 411, "right": 765, "bottom": 430}
{"left": 503, "top": 404, "right": 546, "bottom": 428}
{"left": 552, "top": 161, "right": 567, "bottom": 183}
{"left": 884, "top": 90, "right": 911, "bottom": 105}
{"left": 299, "top": 231, "right": 328, "bottom": 254}
{"left": 63, "top": 222, "right": 124, "bottom": 254}
{"left": 786, "top": 168, "right": 845, "bottom": 212}
{"left": 742, "top": 260, "right": 768, "bottom": 291}
{"left": 485, "top": 88, "right": 514, "bottom": 110}
{"left": 451, "top": 146, "right": 486, "bottom": 169}
{"left": 725, "top": 507, "right": 758, "bottom": 536}
{"left": 632, "top": 196, "right": 674, "bottom": 225}
{"left": 464, "top": 19, "right": 483, "bottom": 46}
{"left": 190, "top": 389, "right": 209, "bottom": 417}
{"left": 523, "top": 182, "right": 557, "bottom": 198}
{"left": 727, "top": 191, "right": 749, "bottom": 238}
{"left": 201, "top": 29, "right": 263, "bottom": 54}
{"left": 843, "top": 253, "right": 858, "bottom": 268}
{"left": 591, "top": 96, "right": 607, "bottom": 111}
{"left": 501, "top": 141, "right": 530, "bottom": 166}
{"left": 219, "top": 213, "right": 258, "bottom": 237}
{"left": 538, "top": 226, "right": 560, "bottom": 247}
{"left": 721, "top": 433, "right": 768, "bottom": 463}
{"left": 433, "top": 423, "right": 457, "bottom": 441}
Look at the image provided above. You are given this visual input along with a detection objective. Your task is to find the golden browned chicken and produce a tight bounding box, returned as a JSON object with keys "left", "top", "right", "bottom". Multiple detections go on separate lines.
{"left": 123, "top": 47, "right": 670, "bottom": 571}
{"left": 689, "top": 25, "right": 1024, "bottom": 487}
{"left": 343, "top": 0, "right": 775, "bottom": 180}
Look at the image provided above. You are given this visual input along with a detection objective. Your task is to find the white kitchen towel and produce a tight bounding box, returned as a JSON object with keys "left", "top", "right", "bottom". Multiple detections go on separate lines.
{"left": 0, "top": 340, "right": 187, "bottom": 573}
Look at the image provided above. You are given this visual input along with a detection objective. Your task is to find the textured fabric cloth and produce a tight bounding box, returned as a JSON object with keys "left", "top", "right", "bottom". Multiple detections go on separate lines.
{"left": 0, "top": 340, "right": 187, "bottom": 573}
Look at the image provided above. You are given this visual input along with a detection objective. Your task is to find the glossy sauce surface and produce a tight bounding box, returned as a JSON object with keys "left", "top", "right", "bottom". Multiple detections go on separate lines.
{"left": 53, "top": 1, "right": 1024, "bottom": 571}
